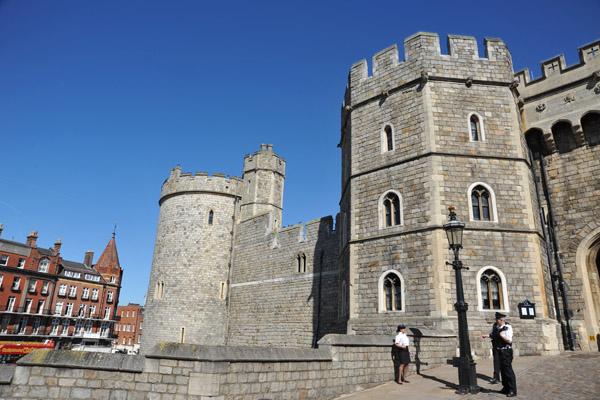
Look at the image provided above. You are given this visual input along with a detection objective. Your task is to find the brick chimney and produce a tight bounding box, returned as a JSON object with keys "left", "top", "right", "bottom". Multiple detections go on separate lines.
{"left": 26, "top": 231, "right": 38, "bottom": 247}
{"left": 84, "top": 250, "right": 94, "bottom": 266}
{"left": 54, "top": 239, "right": 62, "bottom": 255}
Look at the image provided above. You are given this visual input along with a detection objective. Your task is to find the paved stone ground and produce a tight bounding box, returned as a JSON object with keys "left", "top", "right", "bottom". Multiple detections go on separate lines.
{"left": 336, "top": 352, "right": 600, "bottom": 399}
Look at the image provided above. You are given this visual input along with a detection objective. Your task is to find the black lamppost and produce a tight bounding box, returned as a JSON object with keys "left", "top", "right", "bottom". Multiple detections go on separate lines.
{"left": 443, "top": 206, "right": 480, "bottom": 394}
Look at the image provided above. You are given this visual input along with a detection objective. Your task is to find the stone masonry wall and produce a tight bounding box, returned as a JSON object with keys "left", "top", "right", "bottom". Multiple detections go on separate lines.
{"left": 227, "top": 213, "right": 343, "bottom": 347}
{"left": 0, "top": 334, "right": 456, "bottom": 400}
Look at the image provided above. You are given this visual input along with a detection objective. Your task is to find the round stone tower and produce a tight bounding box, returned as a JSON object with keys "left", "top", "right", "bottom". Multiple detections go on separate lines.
{"left": 141, "top": 166, "right": 242, "bottom": 353}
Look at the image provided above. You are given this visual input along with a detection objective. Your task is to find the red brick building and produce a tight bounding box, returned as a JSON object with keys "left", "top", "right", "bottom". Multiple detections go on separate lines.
{"left": 114, "top": 303, "right": 143, "bottom": 353}
{"left": 0, "top": 226, "right": 122, "bottom": 349}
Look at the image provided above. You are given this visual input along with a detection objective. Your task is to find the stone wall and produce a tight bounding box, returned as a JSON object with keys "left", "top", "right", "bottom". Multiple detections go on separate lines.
{"left": 227, "top": 213, "right": 343, "bottom": 347}
{"left": 0, "top": 333, "right": 456, "bottom": 400}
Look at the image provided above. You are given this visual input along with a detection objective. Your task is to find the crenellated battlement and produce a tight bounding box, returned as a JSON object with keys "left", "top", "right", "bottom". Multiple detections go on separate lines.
{"left": 243, "top": 143, "right": 286, "bottom": 177}
{"left": 343, "top": 32, "right": 513, "bottom": 108}
{"left": 159, "top": 166, "right": 242, "bottom": 204}
{"left": 515, "top": 39, "right": 600, "bottom": 99}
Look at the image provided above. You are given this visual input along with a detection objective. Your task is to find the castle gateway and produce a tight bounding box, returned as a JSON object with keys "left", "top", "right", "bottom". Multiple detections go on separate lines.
{"left": 142, "top": 33, "right": 600, "bottom": 357}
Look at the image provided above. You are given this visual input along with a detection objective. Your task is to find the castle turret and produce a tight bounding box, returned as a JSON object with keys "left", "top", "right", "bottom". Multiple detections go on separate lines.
{"left": 142, "top": 166, "right": 242, "bottom": 353}
{"left": 239, "top": 144, "right": 286, "bottom": 229}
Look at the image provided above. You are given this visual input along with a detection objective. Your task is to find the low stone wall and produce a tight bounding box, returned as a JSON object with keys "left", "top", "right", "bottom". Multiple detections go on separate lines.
{"left": 0, "top": 332, "right": 456, "bottom": 400}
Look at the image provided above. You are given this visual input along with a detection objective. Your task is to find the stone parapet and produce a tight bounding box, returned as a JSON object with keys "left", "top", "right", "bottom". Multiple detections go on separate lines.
{"left": 0, "top": 334, "right": 457, "bottom": 399}
{"left": 344, "top": 33, "right": 513, "bottom": 109}
{"left": 159, "top": 166, "right": 242, "bottom": 205}
{"left": 515, "top": 39, "right": 600, "bottom": 99}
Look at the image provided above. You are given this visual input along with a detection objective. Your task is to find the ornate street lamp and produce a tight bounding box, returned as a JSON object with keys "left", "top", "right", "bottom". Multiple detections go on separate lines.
{"left": 443, "top": 206, "right": 480, "bottom": 394}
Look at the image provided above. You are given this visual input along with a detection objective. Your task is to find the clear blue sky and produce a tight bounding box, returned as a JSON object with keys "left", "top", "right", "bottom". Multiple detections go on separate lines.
{"left": 1, "top": 0, "right": 598, "bottom": 305}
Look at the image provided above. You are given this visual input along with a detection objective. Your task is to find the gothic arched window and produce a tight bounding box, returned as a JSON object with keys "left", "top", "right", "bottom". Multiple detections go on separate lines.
{"left": 382, "top": 272, "right": 402, "bottom": 311}
{"left": 384, "top": 125, "right": 394, "bottom": 152}
{"left": 471, "top": 185, "right": 492, "bottom": 221}
{"left": 383, "top": 192, "right": 401, "bottom": 227}
{"left": 208, "top": 210, "right": 214, "bottom": 226}
{"left": 480, "top": 269, "right": 504, "bottom": 310}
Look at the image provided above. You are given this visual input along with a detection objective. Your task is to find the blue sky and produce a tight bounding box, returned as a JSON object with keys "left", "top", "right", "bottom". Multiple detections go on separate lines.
{"left": 1, "top": 0, "right": 598, "bottom": 305}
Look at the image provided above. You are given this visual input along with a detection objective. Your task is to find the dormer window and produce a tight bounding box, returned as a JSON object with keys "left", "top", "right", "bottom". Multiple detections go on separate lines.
{"left": 38, "top": 259, "right": 49, "bottom": 273}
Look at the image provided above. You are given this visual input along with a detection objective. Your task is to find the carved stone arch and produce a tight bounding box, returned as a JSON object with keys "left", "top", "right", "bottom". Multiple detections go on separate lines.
{"left": 551, "top": 119, "right": 578, "bottom": 154}
{"left": 378, "top": 269, "right": 405, "bottom": 313}
{"left": 524, "top": 128, "right": 548, "bottom": 159}
{"left": 476, "top": 266, "right": 510, "bottom": 312}
{"left": 580, "top": 110, "right": 600, "bottom": 147}
{"left": 467, "top": 182, "right": 498, "bottom": 222}
{"left": 574, "top": 225, "right": 600, "bottom": 350}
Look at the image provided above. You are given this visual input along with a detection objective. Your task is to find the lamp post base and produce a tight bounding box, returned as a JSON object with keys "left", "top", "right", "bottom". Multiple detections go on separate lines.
{"left": 452, "top": 356, "right": 480, "bottom": 394}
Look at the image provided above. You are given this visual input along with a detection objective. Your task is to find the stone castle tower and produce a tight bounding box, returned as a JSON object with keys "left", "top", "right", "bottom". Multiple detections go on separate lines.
{"left": 142, "top": 33, "right": 600, "bottom": 357}
{"left": 339, "top": 32, "right": 561, "bottom": 353}
{"left": 142, "top": 145, "right": 286, "bottom": 351}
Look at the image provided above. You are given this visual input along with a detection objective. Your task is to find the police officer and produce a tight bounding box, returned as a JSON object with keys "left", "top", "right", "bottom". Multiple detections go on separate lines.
{"left": 481, "top": 313, "right": 502, "bottom": 384}
{"left": 492, "top": 313, "right": 517, "bottom": 397}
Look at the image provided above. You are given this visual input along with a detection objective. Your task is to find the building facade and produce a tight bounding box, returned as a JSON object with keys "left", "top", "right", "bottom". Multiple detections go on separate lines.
{"left": 142, "top": 33, "right": 600, "bottom": 357}
{"left": 0, "top": 228, "right": 123, "bottom": 349}
{"left": 114, "top": 303, "right": 144, "bottom": 353}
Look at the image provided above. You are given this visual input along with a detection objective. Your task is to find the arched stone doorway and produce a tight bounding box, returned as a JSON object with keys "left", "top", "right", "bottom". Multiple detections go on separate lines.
{"left": 575, "top": 227, "right": 600, "bottom": 351}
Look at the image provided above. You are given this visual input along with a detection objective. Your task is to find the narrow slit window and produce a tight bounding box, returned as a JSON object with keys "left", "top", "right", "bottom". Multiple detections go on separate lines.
{"left": 470, "top": 115, "right": 480, "bottom": 141}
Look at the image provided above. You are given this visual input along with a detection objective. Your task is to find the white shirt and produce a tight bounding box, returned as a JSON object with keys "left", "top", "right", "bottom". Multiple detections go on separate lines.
{"left": 499, "top": 323, "right": 513, "bottom": 343}
{"left": 394, "top": 332, "right": 409, "bottom": 347}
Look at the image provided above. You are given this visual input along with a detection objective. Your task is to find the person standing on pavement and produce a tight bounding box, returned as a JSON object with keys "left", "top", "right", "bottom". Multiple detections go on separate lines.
{"left": 394, "top": 324, "right": 413, "bottom": 384}
{"left": 481, "top": 312, "right": 503, "bottom": 384}
{"left": 494, "top": 313, "right": 517, "bottom": 397}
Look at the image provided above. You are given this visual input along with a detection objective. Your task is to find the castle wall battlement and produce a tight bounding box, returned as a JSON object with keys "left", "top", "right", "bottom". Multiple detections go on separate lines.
{"left": 159, "top": 166, "right": 242, "bottom": 204}
{"left": 515, "top": 39, "right": 600, "bottom": 99}
{"left": 243, "top": 143, "right": 286, "bottom": 176}
{"left": 344, "top": 32, "right": 513, "bottom": 108}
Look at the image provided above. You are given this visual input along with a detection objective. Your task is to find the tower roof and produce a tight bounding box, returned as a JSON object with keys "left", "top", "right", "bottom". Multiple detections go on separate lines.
{"left": 95, "top": 233, "right": 121, "bottom": 270}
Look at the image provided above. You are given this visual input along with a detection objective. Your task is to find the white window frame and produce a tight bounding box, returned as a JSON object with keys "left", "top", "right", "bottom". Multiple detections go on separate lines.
{"left": 37, "top": 299, "right": 45, "bottom": 314}
{"left": 65, "top": 302, "right": 74, "bottom": 317}
{"left": 107, "top": 291, "right": 114, "bottom": 303}
{"left": 25, "top": 298, "right": 33, "bottom": 313}
{"left": 7, "top": 297, "right": 16, "bottom": 312}
{"left": 0, "top": 255, "right": 8, "bottom": 266}
{"left": 467, "top": 112, "right": 486, "bottom": 142}
{"left": 104, "top": 307, "right": 111, "bottom": 320}
{"left": 380, "top": 123, "right": 396, "bottom": 154}
{"left": 377, "top": 269, "right": 405, "bottom": 313}
{"left": 100, "top": 322, "right": 109, "bottom": 337}
{"left": 50, "top": 318, "right": 60, "bottom": 335}
{"left": 476, "top": 266, "right": 509, "bottom": 312}
{"left": 17, "top": 258, "right": 26, "bottom": 269}
{"left": 38, "top": 258, "right": 49, "bottom": 273}
{"left": 58, "top": 284, "right": 67, "bottom": 296}
{"left": 61, "top": 320, "right": 70, "bottom": 336}
{"left": 467, "top": 182, "right": 498, "bottom": 222}
{"left": 32, "top": 318, "right": 41, "bottom": 334}
{"left": 41, "top": 281, "right": 50, "bottom": 294}
{"left": 378, "top": 190, "right": 404, "bottom": 229}
{"left": 74, "top": 320, "right": 84, "bottom": 336}
{"left": 91, "top": 289, "right": 99, "bottom": 301}
{"left": 12, "top": 277, "right": 21, "bottom": 290}
{"left": 18, "top": 317, "right": 28, "bottom": 334}
{"left": 82, "top": 287, "right": 90, "bottom": 299}
{"left": 28, "top": 280, "right": 37, "bottom": 293}
{"left": 89, "top": 305, "right": 96, "bottom": 317}
{"left": 68, "top": 286, "right": 77, "bottom": 298}
{"left": 54, "top": 301, "right": 64, "bottom": 315}
{"left": 0, "top": 275, "right": 3, "bottom": 288}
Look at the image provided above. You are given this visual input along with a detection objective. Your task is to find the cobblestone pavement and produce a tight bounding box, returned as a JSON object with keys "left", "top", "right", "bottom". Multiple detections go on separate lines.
{"left": 336, "top": 352, "right": 600, "bottom": 400}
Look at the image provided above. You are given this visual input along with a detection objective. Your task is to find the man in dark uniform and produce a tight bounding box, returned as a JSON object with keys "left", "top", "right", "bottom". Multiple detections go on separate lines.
{"left": 481, "top": 312, "right": 503, "bottom": 384}
{"left": 492, "top": 313, "right": 517, "bottom": 397}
